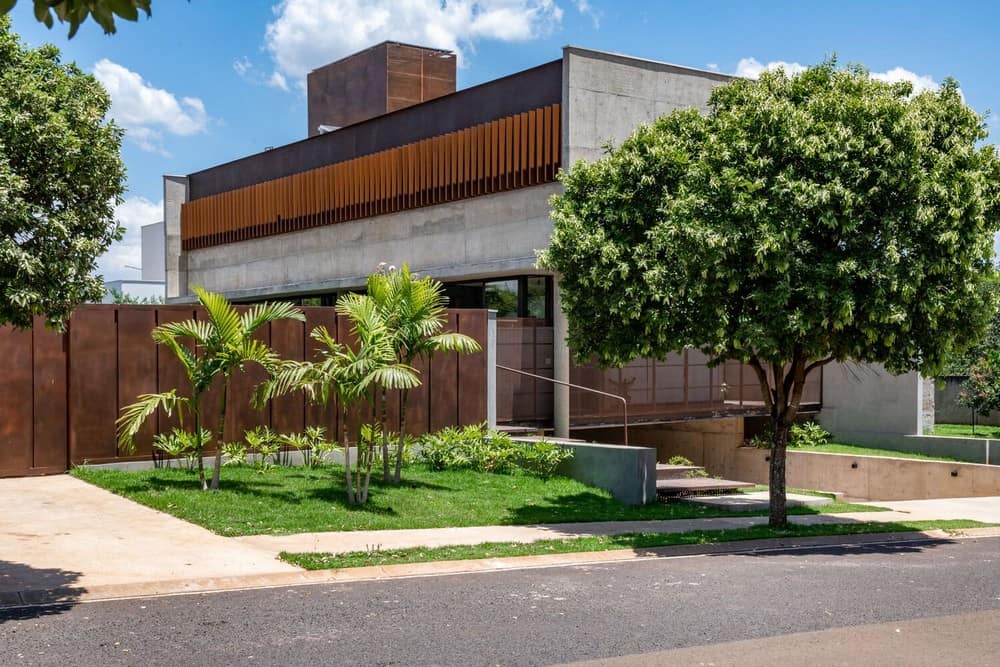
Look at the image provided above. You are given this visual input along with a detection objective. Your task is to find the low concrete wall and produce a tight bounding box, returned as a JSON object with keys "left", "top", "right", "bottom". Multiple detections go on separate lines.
{"left": 575, "top": 418, "right": 744, "bottom": 469}
{"left": 525, "top": 440, "right": 657, "bottom": 506}
{"left": 934, "top": 376, "right": 1000, "bottom": 426}
{"left": 730, "top": 448, "right": 1000, "bottom": 501}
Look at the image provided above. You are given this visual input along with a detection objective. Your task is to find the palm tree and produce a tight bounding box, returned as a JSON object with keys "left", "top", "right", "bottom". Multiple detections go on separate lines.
{"left": 367, "top": 264, "right": 481, "bottom": 483}
{"left": 257, "top": 292, "right": 418, "bottom": 504}
{"left": 117, "top": 287, "right": 304, "bottom": 491}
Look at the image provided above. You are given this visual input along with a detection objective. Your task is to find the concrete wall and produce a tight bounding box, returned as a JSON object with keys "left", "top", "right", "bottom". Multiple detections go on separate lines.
{"left": 164, "top": 176, "right": 189, "bottom": 298}
{"left": 575, "top": 418, "right": 744, "bottom": 472}
{"left": 934, "top": 376, "right": 1000, "bottom": 426}
{"left": 817, "top": 363, "right": 929, "bottom": 448}
{"left": 182, "top": 184, "right": 559, "bottom": 300}
{"left": 731, "top": 447, "right": 1000, "bottom": 501}
{"left": 527, "top": 439, "right": 657, "bottom": 506}
{"left": 562, "top": 46, "right": 732, "bottom": 165}
{"left": 141, "top": 222, "right": 165, "bottom": 282}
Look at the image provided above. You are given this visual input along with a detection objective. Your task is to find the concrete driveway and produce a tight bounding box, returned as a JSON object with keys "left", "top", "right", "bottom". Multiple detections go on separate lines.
{"left": 871, "top": 496, "right": 1000, "bottom": 523}
{"left": 0, "top": 474, "right": 298, "bottom": 604}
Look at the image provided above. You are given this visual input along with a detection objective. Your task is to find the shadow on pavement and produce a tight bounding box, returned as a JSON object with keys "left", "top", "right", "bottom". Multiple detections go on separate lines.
{"left": 0, "top": 560, "right": 85, "bottom": 622}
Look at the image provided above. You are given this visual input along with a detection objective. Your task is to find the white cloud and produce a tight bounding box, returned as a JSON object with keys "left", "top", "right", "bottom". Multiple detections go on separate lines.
{"left": 735, "top": 57, "right": 807, "bottom": 79}
{"left": 233, "top": 56, "right": 252, "bottom": 77}
{"left": 735, "top": 57, "right": 943, "bottom": 98}
{"left": 870, "top": 66, "right": 939, "bottom": 96}
{"left": 93, "top": 59, "right": 210, "bottom": 155}
{"left": 573, "top": 0, "right": 599, "bottom": 28}
{"left": 262, "top": 0, "right": 565, "bottom": 87}
{"left": 97, "top": 196, "right": 162, "bottom": 281}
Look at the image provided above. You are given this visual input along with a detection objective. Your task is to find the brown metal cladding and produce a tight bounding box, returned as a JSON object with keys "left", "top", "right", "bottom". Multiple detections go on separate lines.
{"left": 68, "top": 308, "right": 118, "bottom": 464}
{"left": 270, "top": 318, "right": 305, "bottom": 435}
{"left": 457, "top": 311, "right": 488, "bottom": 425}
{"left": 429, "top": 311, "right": 460, "bottom": 431}
{"left": 32, "top": 317, "right": 68, "bottom": 471}
{"left": 117, "top": 308, "right": 158, "bottom": 457}
{"left": 0, "top": 326, "right": 33, "bottom": 474}
{"left": 181, "top": 105, "right": 561, "bottom": 250}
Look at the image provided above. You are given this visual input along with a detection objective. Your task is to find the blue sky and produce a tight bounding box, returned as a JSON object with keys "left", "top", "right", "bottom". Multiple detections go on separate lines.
{"left": 6, "top": 0, "right": 998, "bottom": 280}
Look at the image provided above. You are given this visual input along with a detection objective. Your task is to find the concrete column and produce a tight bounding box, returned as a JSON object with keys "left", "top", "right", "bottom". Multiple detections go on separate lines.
{"left": 552, "top": 279, "right": 571, "bottom": 438}
{"left": 487, "top": 310, "right": 497, "bottom": 429}
{"left": 163, "top": 175, "right": 189, "bottom": 300}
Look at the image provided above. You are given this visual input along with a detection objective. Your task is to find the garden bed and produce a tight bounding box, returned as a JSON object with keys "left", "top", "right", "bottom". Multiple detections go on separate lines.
{"left": 787, "top": 442, "right": 965, "bottom": 462}
{"left": 70, "top": 463, "right": 878, "bottom": 537}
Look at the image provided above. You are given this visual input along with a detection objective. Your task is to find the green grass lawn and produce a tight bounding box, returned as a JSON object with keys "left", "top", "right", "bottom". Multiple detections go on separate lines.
{"left": 280, "top": 519, "right": 989, "bottom": 570}
{"left": 788, "top": 442, "right": 964, "bottom": 462}
{"left": 71, "top": 463, "right": 879, "bottom": 537}
{"left": 929, "top": 423, "right": 1000, "bottom": 439}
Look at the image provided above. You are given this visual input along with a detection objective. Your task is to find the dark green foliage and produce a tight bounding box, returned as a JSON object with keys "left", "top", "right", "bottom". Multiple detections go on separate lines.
{"left": 789, "top": 421, "right": 832, "bottom": 448}
{"left": 540, "top": 59, "right": 1000, "bottom": 527}
{"left": 957, "top": 352, "right": 1000, "bottom": 417}
{"left": 1, "top": 1, "right": 152, "bottom": 38}
{"left": 1, "top": 16, "right": 126, "bottom": 329}
{"left": 417, "top": 424, "right": 573, "bottom": 478}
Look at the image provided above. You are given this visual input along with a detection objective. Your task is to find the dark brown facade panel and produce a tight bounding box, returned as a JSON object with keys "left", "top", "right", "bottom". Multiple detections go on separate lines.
{"left": 68, "top": 308, "right": 118, "bottom": 464}
{"left": 429, "top": 312, "right": 460, "bottom": 431}
{"left": 0, "top": 326, "right": 33, "bottom": 474}
{"left": 32, "top": 318, "right": 68, "bottom": 471}
{"left": 195, "top": 59, "right": 559, "bottom": 198}
{"left": 182, "top": 103, "right": 562, "bottom": 250}
{"left": 457, "top": 311, "right": 488, "bottom": 426}
{"left": 270, "top": 318, "right": 305, "bottom": 435}
{"left": 117, "top": 308, "right": 158, "bottom": 457}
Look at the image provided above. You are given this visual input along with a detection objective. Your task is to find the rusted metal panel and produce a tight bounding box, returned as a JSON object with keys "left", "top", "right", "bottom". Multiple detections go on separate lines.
{"left": 457, "top": 310, "right": 488, "bottom": 425}
{"left": 32, "top": 317, "right": 68, "bottom": 472}
{"left": 117, "top": 308, "right": 158, "bottom": 457}
{"left": 0, "top": 326, "right": 34, "bottom": 475}
{"left": 270, "top": 318, "right": 305, "bottom": 435}
{"left": 156, "top": 308, "right": 197, "bottom": 437}
{"left": 429, "top": 312, "right": 459, "bottom": 430}
{"left": 225, "top": 308, "right": 272, "bottom": 439}
{"left": 302, "top": 308, "right": 339, "bottom": 440}
{"left": 68, "top": 308, "right": 118, "bottom": 464}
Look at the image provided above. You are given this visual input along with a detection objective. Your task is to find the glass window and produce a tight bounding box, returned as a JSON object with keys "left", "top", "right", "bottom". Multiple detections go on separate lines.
{"left": 526, "top": 277, "right": 547, "bottom": 319}
{"left": 484, "top": 280, "right": 519, "bottom": 318}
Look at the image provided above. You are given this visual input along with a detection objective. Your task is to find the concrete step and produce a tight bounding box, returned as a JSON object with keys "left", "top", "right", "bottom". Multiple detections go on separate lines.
{"left": 495, "top": 425, "right": 546, "bottom": 437}
{"left": 656, "top": 477, "right": 756, "bottom": 496}
{"left": 656, "top": 464, "right": 707, "bottom": 480}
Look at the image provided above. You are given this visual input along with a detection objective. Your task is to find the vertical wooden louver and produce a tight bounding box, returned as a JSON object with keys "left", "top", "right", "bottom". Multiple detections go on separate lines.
{"left": 182, "top": 104, "right": 561, "bottom": 250}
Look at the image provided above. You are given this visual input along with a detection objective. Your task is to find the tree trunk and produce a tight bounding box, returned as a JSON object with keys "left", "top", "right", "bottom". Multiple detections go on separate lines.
{"left": 342, "top": 404, "right": 355, "bottom": 505}
{"left": 194, "top": 407, "right": 207, "bottom": 491}
{"left": 380, "top": 387, "right": 390, "bottom": 482}
{"left": 210, "top": 380, "right": 229, "bottom": 492}
{"left": 768, "top": 419, "right": 790, "bottom": 528}
{"left": 394, "top": 388, "right": 409, "bottom": 484}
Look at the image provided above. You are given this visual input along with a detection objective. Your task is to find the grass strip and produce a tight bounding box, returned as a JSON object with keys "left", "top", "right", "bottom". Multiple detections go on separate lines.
{"left": 280, "top": 519, "right": 989, "bottom": 570}
{"left": 71, "top": 463, "right": 881, "bottom": 536}
{"left": 929, "top": 423, "right": 1000, "bottom": 440}
{"left": 788, "top": 442, "right": 966, "bottom": 462}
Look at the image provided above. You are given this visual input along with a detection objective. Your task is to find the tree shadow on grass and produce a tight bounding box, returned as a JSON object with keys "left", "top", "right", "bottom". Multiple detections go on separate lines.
{"left": 0, "top": 561, "right": 85, "bottom": 623}
{"left": 502, "top": 491, "right": 648, "bottom": 525}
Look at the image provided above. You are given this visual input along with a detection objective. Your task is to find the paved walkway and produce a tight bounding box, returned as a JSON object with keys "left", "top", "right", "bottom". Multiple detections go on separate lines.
{"left": 234, "top": 508, "right": 965, "bottom": 556}
{"left": 0, "top": 475, "right": 297, "bottom": 597}
{"left": 3, "top": 473, "right": 999, "bottom": 607}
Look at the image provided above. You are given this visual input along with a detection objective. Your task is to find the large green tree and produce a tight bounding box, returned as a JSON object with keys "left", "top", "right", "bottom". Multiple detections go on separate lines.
{"left": 1, "top": 1, "right": 151, "bottom": 38}
{"left": 0, "top": 15, "right": 126, "bottom": 329}
{"left": 540, "top": 60, "right": 1000, "bottom": 527}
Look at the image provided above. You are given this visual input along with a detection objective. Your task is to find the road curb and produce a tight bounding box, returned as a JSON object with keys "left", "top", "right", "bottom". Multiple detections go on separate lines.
{"left": 3, "top": 527, "right": 995, "bottom": 610}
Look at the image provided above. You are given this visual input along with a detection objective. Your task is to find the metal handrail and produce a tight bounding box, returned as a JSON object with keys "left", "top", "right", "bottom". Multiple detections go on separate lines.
{"left": 496, "top": 364, "right": 629, "bottom": 446}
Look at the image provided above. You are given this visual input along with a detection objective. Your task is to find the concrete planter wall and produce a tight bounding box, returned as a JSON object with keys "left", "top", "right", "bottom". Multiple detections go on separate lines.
{"left": 732, "top": 448, "right": 1000, "bottom": 501}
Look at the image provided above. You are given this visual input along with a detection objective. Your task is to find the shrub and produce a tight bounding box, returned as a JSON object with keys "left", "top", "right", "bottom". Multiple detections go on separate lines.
{"left": 245, "top": 426, "right": 281, "bottom": 472}
{"left": 789, "top": 421, "right": 832, "bottom": 448}
{"left": 417, "top": 424, "right": 573, "bottom": 478}
{"left": 221, "top": 442, "right": 248, "bottom": 466}
{"left": 153, "top": 428, "right": 209, "bottom": 469}
{"left": 667, "top": 455, "right": 694, "bottom": 466}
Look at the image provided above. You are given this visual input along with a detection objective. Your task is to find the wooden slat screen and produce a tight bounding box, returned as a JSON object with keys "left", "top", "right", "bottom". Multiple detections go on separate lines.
{"left": 182, "top": 104, "right": 562, "bottom": 250}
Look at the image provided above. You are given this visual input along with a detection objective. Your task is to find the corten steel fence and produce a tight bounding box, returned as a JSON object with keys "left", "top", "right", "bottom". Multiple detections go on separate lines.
{"left": 494, "top": 321, "right": 822, "bottom": 427}
{"left": 0, "top": 305, "right": 488, "bottom": 478}
{"left": 181, "top": 104, "right": 561, "bottom": 250}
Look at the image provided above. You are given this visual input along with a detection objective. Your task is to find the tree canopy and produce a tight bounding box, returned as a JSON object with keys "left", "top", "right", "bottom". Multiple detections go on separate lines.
{"left": 0, "top": 15, "right": 126, "bottom": 329}
{"left": 539, "top": 59, "right": 1000, "bottom": 526}
{"left": 0, "top": 1, "right": 151, "bottom": 38}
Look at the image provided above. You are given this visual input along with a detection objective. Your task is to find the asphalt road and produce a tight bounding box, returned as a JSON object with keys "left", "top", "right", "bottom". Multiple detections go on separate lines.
{"left": 3, "top": 536, "right": 999, "bottom": 666}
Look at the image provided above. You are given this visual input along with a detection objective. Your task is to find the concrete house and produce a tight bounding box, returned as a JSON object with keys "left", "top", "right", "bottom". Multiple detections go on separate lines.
{"left": 163, "top": 42, "right": 929, "bottom": 463}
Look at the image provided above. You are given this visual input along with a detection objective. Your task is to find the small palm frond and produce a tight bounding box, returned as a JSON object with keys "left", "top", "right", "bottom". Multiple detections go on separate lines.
{"left": 368, "top": 363, "right": 421, "bottom": 390}
{"left": 425, "top": 332, "right": 482, "bottom": 355}
{"left": 153, "top": 318, "right": 211, "bottom": 346}
{"left": 116, "top": 390, "right": 190, "bottom": 453}
{"left": 254, "top": 360, "right": 321, "bottom": 407}
{"left": 152, "top": 328, "right": 200, "bottom": 379}
{"left": 194, "top": 285, "right": 243, "bottom": 346}
{"left": 241, "top": 300, "right": 305, "bottom": 334}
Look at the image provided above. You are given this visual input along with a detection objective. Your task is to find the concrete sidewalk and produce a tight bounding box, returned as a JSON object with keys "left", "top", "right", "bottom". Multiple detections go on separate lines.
{"left": 0, "top": 475, "right": 298, "bottom": 601}
{"left": 234, "top": 508, "right": 974, "bottom": 557}
{"left": 3, "top": 474, "right": 999, "bottom": 608}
